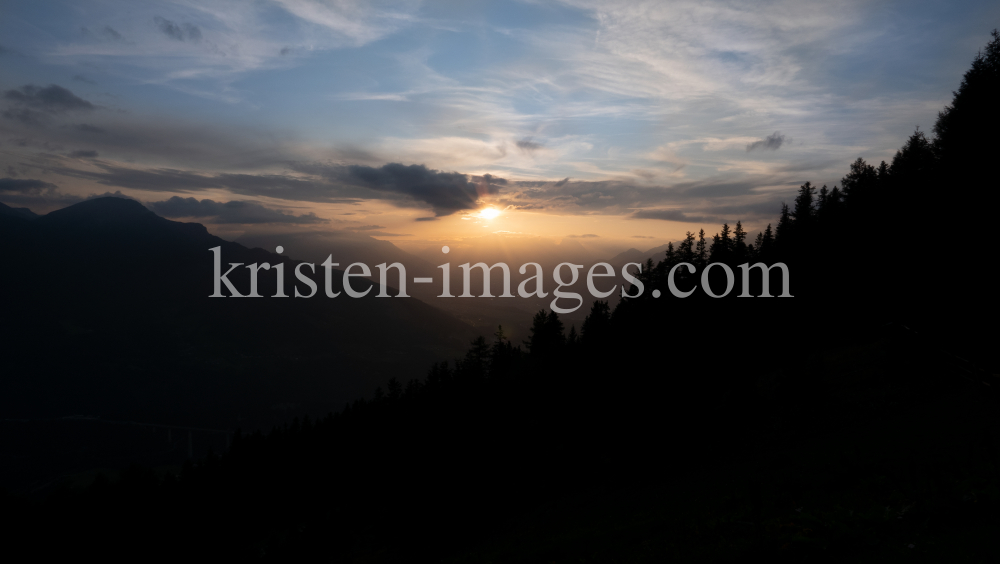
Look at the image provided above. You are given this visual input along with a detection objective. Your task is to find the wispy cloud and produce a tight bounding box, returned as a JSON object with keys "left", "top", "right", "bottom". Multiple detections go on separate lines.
{"left": 3, "top": 84, "right": 97, "bottom": 116}
{"left": 41, "top": 0, "right": 421, "bottom": 97}
{"left": 148, "top": 196, "right": 327, "bottom": 224}
{"left": 154, "top": 16, "right": 203, "bottom": 42}
{"left": 3, "top": 0, "right": 996, "bottom": 233}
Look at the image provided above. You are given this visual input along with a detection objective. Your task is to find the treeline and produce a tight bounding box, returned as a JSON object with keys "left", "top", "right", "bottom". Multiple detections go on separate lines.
{"left": 3, "top": 29, "right": 999, "bottom": 563}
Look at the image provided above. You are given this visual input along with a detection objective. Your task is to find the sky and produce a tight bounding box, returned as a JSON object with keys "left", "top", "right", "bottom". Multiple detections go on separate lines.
{"left": 1, "top": 0, "right": 997, "bottom": 260}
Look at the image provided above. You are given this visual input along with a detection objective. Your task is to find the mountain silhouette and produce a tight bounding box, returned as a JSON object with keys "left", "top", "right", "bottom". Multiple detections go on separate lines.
{"left": 0, "top": 201, "right": 39, "bottom": 221}
{"left": 0, "top": 197, "right": 474, "bottom": 427}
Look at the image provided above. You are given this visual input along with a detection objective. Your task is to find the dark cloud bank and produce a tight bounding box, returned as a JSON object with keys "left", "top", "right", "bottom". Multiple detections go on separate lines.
{"left": 2, "top": 84, "right": 97, "bottom": 126}
{"left": 3, "top": 85, "right": 96, "bottom": 113}
{"left": 293, "top": 162, "right": 507, "bottom": 217}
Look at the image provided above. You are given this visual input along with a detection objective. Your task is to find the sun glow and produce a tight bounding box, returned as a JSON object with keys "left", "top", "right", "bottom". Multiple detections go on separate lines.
{"left": 478, "top": 207, "right": 501, "bottom": 220}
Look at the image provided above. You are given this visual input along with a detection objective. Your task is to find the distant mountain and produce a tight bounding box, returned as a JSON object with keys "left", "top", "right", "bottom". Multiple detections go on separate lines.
{"left": 0, "top": 201, "right": 39, "bottom": 221}
{"left": 608, "top": 242, "right": 680, "bottom": 267}
{"left": 640, "top": 242, "right": 673, "bottom": 259}
{"left": 0, "top": 197, "right": 474, "bottom": 428}
{"left": 236, "top": 229, "right": 442, "bottom": 281}
{"left": 607, "top": 247, "right": 645, "bottom": 265}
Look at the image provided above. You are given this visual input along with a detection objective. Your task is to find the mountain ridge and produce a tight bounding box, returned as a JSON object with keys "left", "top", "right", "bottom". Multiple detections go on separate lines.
{"left": 0, "top": 197, "right": 475, "bottom": 427}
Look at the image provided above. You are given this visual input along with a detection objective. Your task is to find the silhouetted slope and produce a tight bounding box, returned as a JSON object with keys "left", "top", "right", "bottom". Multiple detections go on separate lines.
{"left": 0, "top": 197, "right": 474, "bottom": 429}
{"left": 0, "top": 201, "right": 38, "bottom": 221}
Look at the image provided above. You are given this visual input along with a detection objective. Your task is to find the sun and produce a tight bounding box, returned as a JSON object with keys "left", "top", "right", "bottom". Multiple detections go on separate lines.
{"left": 478, "top": 207, "right": 501, "bottom": 220}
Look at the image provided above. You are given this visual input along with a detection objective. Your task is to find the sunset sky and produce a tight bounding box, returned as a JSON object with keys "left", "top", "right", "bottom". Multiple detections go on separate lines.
{"left": 2, "top": 0, "right": 997, "bottom": 259}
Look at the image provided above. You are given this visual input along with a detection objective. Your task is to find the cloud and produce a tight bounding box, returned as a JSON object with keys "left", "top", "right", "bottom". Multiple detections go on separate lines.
{"left": 86, "top": 190, "right": 137, "bottom": 201}
{"left": 0, "top": 178, "right": 133, "bottom": 207}
{"left": 69, "top": 150, "right": 99, "bottom": 158}
{"left": 0, "top": 178, "right": 59, "bottom": 194}
{"left": 147, "top": 196, "right": 327, "bottom": 224}
{"left": 154, "top": 17, "right": 202, "bottom": 42}
{"left": 472, "top": 173, "right": 507, "bottom": 187}
{"left": 81, "top": 25, "right": 130, "bottom": 44}
{"left": 71, "top": 123, "right": 106, "bottom": 134}
{"left": 39, "top": 1, "right": 423, "bottom": 101}
{"left": 631, "top": 235, "right": 655, "bottom": 238}
{"left": 2, "top": 108, "right": 45, "bottom": 125}
{"left": 8, "top": 117, "right": 307, "bottom": 171}
{"left": 3, "top": 84, "right": 96, "bottom": 113}
{"left": 101, "top": 26, "right": 126, "bottom": 42}
{"left": 4, "top": 0, "right": 979, "bottom": 216}
{"left": 516, "top": 138, "right": 544, "bottom": 154}
{"left": 72, "top": 74, "right": 97, "bottom": 85}
{"left": 566, "top": 233, "right": 600, "bottom": 238}
{"left": 351, "top": 224, "right": 386, "bottom": 231}
{"left": 358, "top": 230, "right": 410, "bottom": 237}
{"left": 0, "top": 177, "right": 84, "bottom": 210}
{"left": 629, "top": 209, "right": 714, "bottom": 223}
{"left": 495, "top": 174, "right": 782, "bottom": 218}
{"left": 0, "top": 193, "right": 84, "bottom": 211}
{"left": 347, "top": 163, "right": 505, "bottom": 216}
{"left": 303, "top": 162, "right": 507, "bottom": 216}
{"left": 272, "top": 0, "right": 418, "bottom": 47}
{"left": 54, "top": 163, "right": 225, "bottom": 192}
{"left": 216, "top": 172, "right": 358, "bottom": 202}
{"left": 48, "top": 161, "right": 351, "bottom": 202}
{"left": 746, "top": 132, "right": 788, "bottom": 152}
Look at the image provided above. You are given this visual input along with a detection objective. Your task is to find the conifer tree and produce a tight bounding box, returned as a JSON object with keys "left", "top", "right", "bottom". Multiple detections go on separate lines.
{"left": 526, "top": 310, "right": 548, "bottom": 354}
{"left": 792, "top": 182, "right": 816, "bottom": 224}
{"left": 752, "top": 231, "right": 764, "bottom": 260}
{"left": 876, "top": 160, "right": 889, "bottom": 181}
{"left": 761, "top": 223, "right": 774, "bottom": 257}
{"left": 775, "top": 204, "right": 791, "bottom": 247}
{"left": 696, "top": 229, "right": 708, "bottom": 267}
{"left": 527, "top": 310, "right": 565, "bottom": 356}
{"left": 465, "top": 336, "right": 490, "bottom": 377}
{"left": 889, "top": 129, "right": 935, "bottom": 183}
{"left": 710, "top": 223, "right": 733, "bottom": 263}
{"left": 679, "top": 231, "right": 696, "bottom": 263}
{"left": 840, "top": 158, "right": 876, "bottom": 201}
{"left": 386, "top": 378, "right": 402, "bottom": 400}
{"left": 733, "top": 221, "right": 747, "bottom": 262}
{"left": 828, "top": 186, "right": 843, "bottom": 213}
{"left": 489, "top": 325, "right": 517, "bottom": 378}
{"left": 546, "top": 310, "right": 565, "bottom": 348}
{"left": 581, "top": 300, "right": 612, "bottom": 346}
